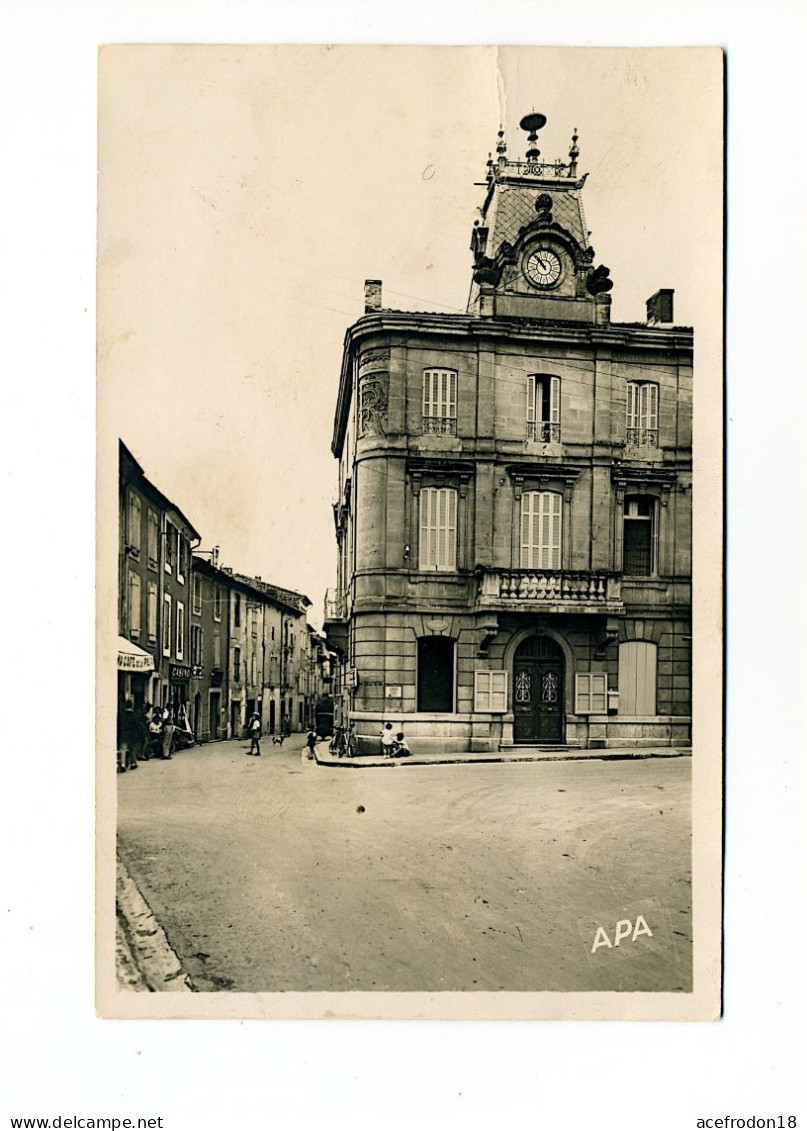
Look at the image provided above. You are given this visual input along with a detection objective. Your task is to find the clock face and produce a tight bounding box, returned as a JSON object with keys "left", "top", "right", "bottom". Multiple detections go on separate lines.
{"left": 525, "top": 248, "right": 562, "bottom": 288}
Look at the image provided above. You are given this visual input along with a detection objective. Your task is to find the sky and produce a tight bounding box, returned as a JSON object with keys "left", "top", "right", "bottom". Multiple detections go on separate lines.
{"left": 98, "top": 45, "right": 722, "bottom": 629}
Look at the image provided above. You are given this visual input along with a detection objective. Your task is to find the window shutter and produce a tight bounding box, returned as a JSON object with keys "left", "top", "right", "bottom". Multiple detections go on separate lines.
{"left": 627, "top": 382, "right": 638, "bottom": 429}
{"left": 520, "top": 493, "right": 534, "bottom": 567}
{"left": 163, "top": 597, "right": 171, "bottom": 656}
{"left": 647, "top": 383, "right": 658, "bottom": 430}
{"left": 491, "top": 671, "right": 507, "bottom": 711}
{"left": 419, "top": 488, "right": 431, "bottom": 569}
{"left": 128, "top": 572, "right": 141, "bottom": 636}
{"left": 575, "top": 674, "right": 591, "bottom": 713}
{"left": 446, "top": 488, "right": 457, "bottom": 570}
{"left": 618, "top": 642, "right": 657, "bottom": 715}
{"left": 527, "top": 375, "right": 536, "bottom": 424}
{"left": 474, "top": 671, "right": 507, "bottom": 712}
{"left": 474, "top": 671, "right": 491, "bottom": 711}
{"left": 575, "top": 673, "right": 607, "bottom": 713}
{"left": 550, "top": 491, "right": 561, "bottom": 568}
{"left": 147, "top": 581, "right": 158, "bottom": 640}
{"left": 549, "top": 376, "right": 560, "bottom": 424}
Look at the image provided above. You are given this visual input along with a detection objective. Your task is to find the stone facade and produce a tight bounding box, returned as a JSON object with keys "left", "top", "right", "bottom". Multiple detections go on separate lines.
{"left": 325, "top": 120, "right": 692, "bottom": 753}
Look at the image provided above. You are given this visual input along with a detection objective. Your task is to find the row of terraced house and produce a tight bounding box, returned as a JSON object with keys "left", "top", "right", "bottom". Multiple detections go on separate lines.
{"left": 117, "top": 440, "right": 333, "bottom": 742}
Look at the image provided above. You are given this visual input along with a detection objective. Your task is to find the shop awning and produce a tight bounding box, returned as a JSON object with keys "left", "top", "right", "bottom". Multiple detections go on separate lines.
{"left": 117, "top": 636, "right": 155, "bottom": 672}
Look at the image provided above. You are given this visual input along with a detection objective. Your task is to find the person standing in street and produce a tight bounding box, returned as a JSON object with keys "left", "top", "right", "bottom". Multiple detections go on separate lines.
{"left": 147, "top": 710, "right": 163, "bottom": 759}
{"left": 247, "top": 711, "right": 262, "bottom": 756}
{"left": 117, "top": 700, "right": 140, "bottom": 771}
{"left": 380, "top": 721, "right": 395, "bottom": 758}
{"left": 161, "top": 706, "right": 175, "bottom": 760}
{"left": 306, "top": 728, "right": 317, "bottom": 760}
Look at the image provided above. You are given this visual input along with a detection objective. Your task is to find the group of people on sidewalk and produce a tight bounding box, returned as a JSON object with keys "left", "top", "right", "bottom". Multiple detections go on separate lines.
{"left": 117, "top": 701, "right": 192, "bottom": 772}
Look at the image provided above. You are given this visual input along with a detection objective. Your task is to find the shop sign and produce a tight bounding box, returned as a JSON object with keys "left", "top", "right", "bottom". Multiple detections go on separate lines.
{"left": 192, "top": 665, "right": 204, "bottom": 678}
{"left": 118, "top": 652, "right": 154, "bottom": 672}
{"left": 170, "top": 664, "right": 192, "bottom": 682}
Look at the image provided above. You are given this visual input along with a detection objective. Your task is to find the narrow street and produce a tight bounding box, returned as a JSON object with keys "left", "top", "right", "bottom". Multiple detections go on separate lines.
{"left": 117, "top": 735, "right": 692, "bottom": 993}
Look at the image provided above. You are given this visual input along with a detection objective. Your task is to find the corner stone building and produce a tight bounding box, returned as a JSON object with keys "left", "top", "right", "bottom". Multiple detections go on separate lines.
{"left": 325, "top": 117, "right": 692, "bottom": 754}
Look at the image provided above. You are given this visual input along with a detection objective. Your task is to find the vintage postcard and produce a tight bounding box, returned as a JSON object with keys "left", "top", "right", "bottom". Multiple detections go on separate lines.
{"left": 97, "top": 45, "right": 723, "bottom": 1019}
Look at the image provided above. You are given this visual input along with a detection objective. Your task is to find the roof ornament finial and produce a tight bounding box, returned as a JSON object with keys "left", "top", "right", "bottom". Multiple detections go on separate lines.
{"left": 569, "top": 126, "right": 580, "bottom": 177}
{"left": 520, "top": 111, "right": 547, "bottom": 162}
{"left": 496, "top": 126, "right": 507, "bottom": 157}
{"left": 485, "top": 151, "right": 494, "bottom": 184}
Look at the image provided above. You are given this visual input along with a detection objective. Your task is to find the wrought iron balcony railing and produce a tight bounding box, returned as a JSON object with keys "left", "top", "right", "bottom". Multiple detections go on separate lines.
{"left": 477, "top": 568, "right": 622, "bottom": 610}
{"left": 526, "top": 421, "right": 561, "bottom": 443}
{"left": 626, "top": 427, "right": 659, "bottom": 448}
{"left": 422, "top": 415, "right": 458, "bottom": 436}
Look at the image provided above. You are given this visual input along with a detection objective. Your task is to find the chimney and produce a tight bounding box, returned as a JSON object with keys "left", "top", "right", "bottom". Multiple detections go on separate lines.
{"left": 364, "top": 279, "right": 382, "bottom": 313}
{"left": 646, "top": 288, "right": 674, "bottom": 326}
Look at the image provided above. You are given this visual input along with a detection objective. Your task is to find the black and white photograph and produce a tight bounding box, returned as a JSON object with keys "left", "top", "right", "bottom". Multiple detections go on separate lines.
{"left": 97, "top": 45, "right": 723, "bottom": 1020}
{"left": 5, "top": 0, "right": 807, "bottom": 1124}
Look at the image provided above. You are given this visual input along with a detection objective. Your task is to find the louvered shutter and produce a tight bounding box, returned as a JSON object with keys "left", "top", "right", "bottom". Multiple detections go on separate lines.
{"left": 627, "top": 382, "right": 638, "bottom": 430}
{"left": 549, "top": 376, "right": 560, "bottom": 423}
{"left": 520, "top": 492, "right": 534, "bottom": 567}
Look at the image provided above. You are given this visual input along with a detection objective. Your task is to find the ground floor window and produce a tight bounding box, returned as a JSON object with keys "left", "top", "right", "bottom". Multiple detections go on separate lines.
{"left": 575, "top": 672, "right": 608, "bottom": 714}
{"left": 474, "top": 670, "right": 507, "bottom": 712}
{"left": 618, "top": 640, "right": 657, "bottom": 715}
{"left": 417, "top": 636, "right": 454, "bottom": 712}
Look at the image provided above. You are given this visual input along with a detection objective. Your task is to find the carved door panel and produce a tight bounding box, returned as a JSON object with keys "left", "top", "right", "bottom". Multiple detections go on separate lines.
{"left": 513, "top": 636, "right": 564, "bottom": 743}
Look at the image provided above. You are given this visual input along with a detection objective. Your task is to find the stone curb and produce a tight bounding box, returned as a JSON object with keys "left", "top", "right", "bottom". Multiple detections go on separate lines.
{"left": 313, "top": 746, "right": 692, "bottom": 769}
{"left": 116, "top": 856, "right": 194, "bottom": 993}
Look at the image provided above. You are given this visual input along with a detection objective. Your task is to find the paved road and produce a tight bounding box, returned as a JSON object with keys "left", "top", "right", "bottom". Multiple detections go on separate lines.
{"left": 117, "top": 735, "right": 691, "bottom": 993}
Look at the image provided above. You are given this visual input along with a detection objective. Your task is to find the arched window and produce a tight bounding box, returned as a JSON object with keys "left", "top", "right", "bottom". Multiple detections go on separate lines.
{"left": 417, "top": 637, "right": 455, "bottom": 713}
{"left": 520, "top": 490, "right": 562, "bottom": 570}
{"left": 623, "top": 495, "right": 658, "bottom": 576}
{"left": 618, "top": 641, "right": 658, "bottom": 715}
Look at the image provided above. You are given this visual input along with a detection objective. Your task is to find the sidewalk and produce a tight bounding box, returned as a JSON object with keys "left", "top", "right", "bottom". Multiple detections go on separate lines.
{"left": 313, "top": 742, "right": 691, "bottom": 769}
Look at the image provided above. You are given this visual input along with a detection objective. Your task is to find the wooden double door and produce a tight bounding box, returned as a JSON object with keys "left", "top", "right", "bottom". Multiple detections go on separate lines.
{"left": 513, "top": 635, "right": 564, "bottom": 744}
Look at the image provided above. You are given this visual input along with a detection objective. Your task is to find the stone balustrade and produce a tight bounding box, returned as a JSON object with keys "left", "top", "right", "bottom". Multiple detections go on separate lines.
{"left": 477, "top": 569, "right": 622, "bottom": 611}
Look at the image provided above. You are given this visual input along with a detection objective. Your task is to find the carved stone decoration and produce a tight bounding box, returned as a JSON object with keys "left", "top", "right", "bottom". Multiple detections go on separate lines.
{"left": 472, "top": 255, "right": 502, "bottom": 286}
{"left": 358, "top": 348, "right": 390, "bottom": 373}
{"left": 535, "top": 192, "right": 553, "bottom": 225}
{"left": 358, "top": 373, "right": 388, "bottom": 438}
{"left": 586, "top": 264, "right": 614, "bottom": 294}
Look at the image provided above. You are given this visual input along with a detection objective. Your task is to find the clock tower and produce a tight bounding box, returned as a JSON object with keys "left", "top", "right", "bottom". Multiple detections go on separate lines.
{"left": 468, "top": 113, "right": 613, "bottom": 324}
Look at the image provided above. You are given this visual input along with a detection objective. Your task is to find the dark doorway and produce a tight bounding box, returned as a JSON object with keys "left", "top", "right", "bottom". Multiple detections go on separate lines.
{"left": 513, "top": 635, "right": 564, "bottom": 743}
{"left": 269, "top": 699, "right": 276, "bottom": 735}
{"left": 417, "top": 636, "right": 455, "bottom": 712}
{"left": 209, "top": 692, "right": 221, "bottom": 740}
{"left": 230, "top": 700, "right": 242, "bottom": 739}
{"left": 193, "top": 693, "right": 202, "bottom": 739}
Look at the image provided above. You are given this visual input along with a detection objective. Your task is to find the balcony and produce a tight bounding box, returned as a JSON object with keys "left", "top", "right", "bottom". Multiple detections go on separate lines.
{"left": 323, "top": 588, "right": 348, "bottom": 658}
{"left": 476, "top": 569, "right": 623, "bottom": 614}
{"left": 422, "top": 415, "right": 457, "bottom": 436}
{"left": 526, "top": 421, "right": 561, "bottom": 443}
{"left": 626, "top": 427, "right": 659, "bottom": 449}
